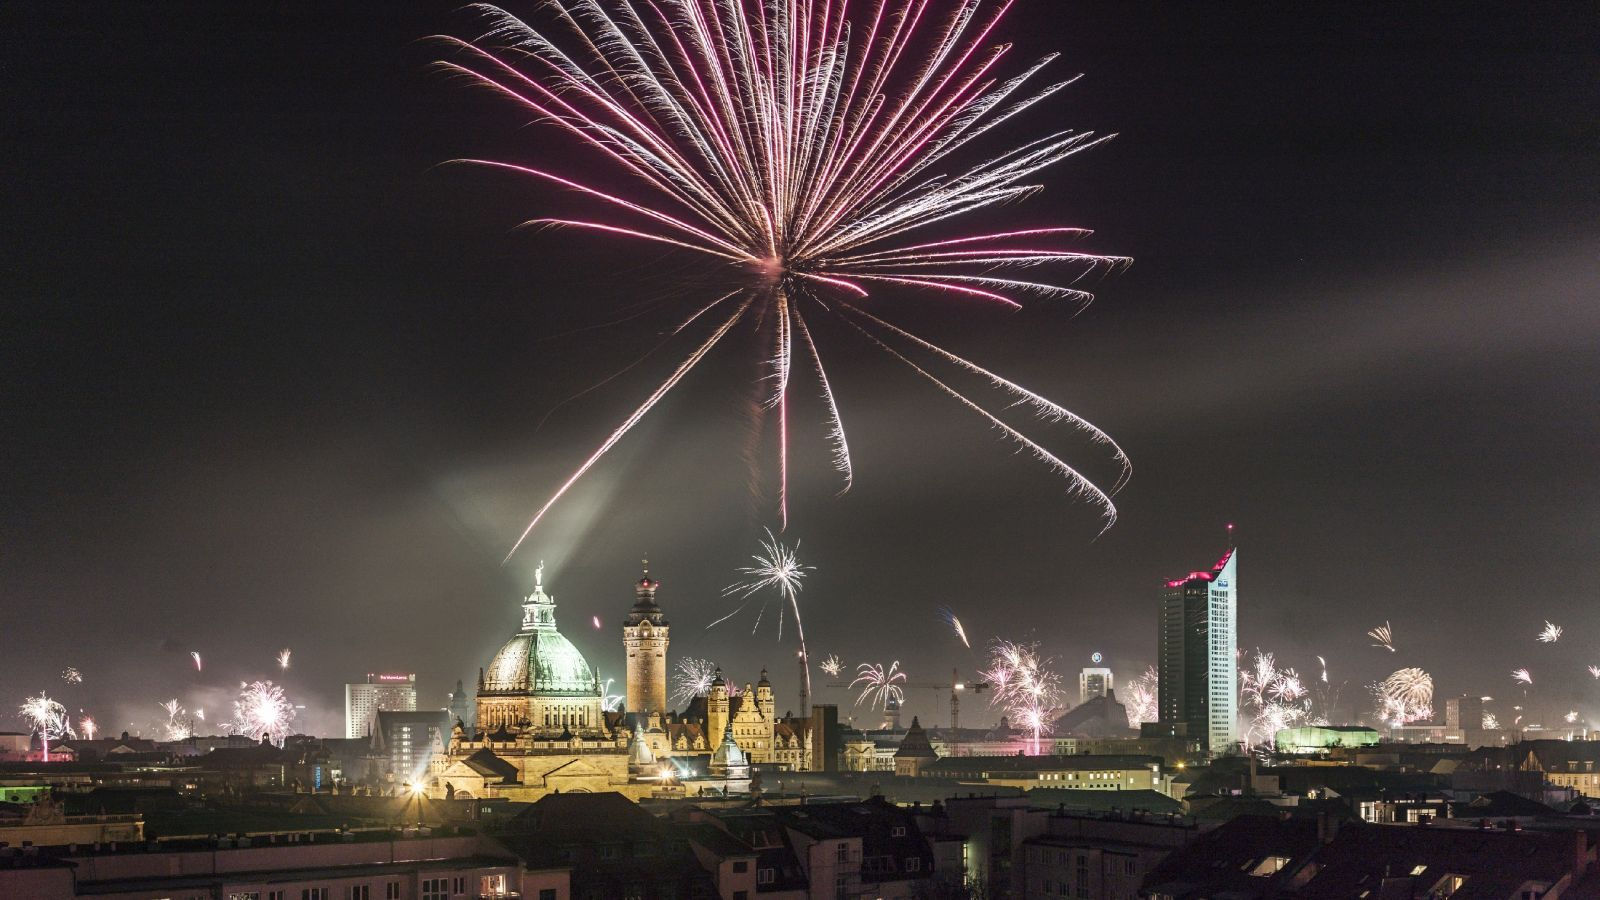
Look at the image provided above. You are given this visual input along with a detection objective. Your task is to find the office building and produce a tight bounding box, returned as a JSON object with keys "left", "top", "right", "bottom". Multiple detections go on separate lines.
{"left": 1157, "top": 547, "right": 1238, "bottom": 755}
{"left": 345, "top": 673, "right": 417, "bottom": 739}
{"left": 1079, "top": 652, "right": 1114, "bottom": 705}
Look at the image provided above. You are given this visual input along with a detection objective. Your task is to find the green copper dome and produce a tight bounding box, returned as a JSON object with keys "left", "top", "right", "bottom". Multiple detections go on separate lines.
{"left": 483, "top": 572, "right": 599, "bottom": 697}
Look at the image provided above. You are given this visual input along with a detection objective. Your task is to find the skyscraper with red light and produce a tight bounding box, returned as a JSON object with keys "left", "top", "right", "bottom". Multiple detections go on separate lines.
{"left": 1157, "top": 548, "right": 1238, "bottom": 755}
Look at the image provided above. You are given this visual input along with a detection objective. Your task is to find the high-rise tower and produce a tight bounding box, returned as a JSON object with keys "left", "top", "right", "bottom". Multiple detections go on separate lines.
{"left": 1157, "top": 547, "right": 1238, "bottom": 755}
{"left": 623, "top": 562, "right": 670, "bottom": 715}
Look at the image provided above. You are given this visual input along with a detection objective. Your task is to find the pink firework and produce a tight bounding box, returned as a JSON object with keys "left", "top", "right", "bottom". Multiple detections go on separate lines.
{"left": 981, "top": 640, "right": 1061, "bottom": 754}
{"left": 436, "top": 0, "right": 1132, "bottom": 557}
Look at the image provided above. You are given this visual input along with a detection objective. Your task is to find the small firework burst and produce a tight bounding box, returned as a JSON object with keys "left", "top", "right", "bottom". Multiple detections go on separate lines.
{"left": 981, "top": 641, "right": 1063, "bottom": 755}
{"left": 1511, "top": 668, "right": 1533, "bottom": 685}
{"left": 1124, "top": 665, "right": 1158, "bottom": 728}
{"left": 78, "top": 715, "right": 98, "bottom": 740}
{"left": 851, "top": 662, "right": 907, "bottom": 711}
{"left": 158, "top": 699, "right": 191, "bottom": 741}
{"left": 1589, "top": 665, "right": 1600, "bottom": 680}
{"left": 61, "top": 667, "right": 83, "bottom": 685}
{"left": 820, "top": 654, "right": 843, "bottom": 678}
{"left": 671, "top": 657, "right": 720, "bottom": 706}
{"left": 229, "top": 681, "right": 294, "bottom": 746}
{"left": 1367, "top": 622, "right": 1396, "bottom": 653}
{"left": 717, "top": 530, "right": 815, "bottom": 705}
{"left": 190, "top": 651, "right": 203, "bottom": 672}
{"left": 19, "top": 693, "right": 74, "bottom": 761}
{"left": 1566, "top": 710, "right": 1579, "bottom": 724}
{"left": 1372, "top": 667, "right": 1434, "bottom": 727}
{"left": 1242, "top": 651, "right": 1325, "bottom": 748}
{"left": 1481, "top": 712, "right": 1499, "bottom": 730}
{"left": 1538, "top": 621, "right": 1562, "bottom": 643}
{"left": 277, "top": 649, "right": 292, "bottom": 670}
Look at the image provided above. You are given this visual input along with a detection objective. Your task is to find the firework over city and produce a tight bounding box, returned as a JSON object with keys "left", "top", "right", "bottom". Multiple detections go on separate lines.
{"left": 3, "top": 0, "right": 1597, "bottom": 808}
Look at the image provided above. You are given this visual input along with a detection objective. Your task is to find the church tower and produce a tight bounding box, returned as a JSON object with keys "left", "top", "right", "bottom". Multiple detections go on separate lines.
{"left": 623, "top": 561, "right": 670, "bottom": 715}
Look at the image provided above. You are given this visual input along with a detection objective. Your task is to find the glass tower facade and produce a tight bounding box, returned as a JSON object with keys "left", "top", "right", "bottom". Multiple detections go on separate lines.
{"left": 1157, "top": 549, "right": 1238, "bottom": 754}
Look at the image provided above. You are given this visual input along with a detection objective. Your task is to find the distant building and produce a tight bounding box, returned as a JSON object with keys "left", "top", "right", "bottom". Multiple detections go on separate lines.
{"left": 623, "top": 567, "right": 669, "bottom": 715}
{"left": 345, "top": 673, "right": 417, "bottom": 739}
{"left": 1054, "top": 690, "right": 1136, "bottom": 739}
{"left": 1275, "top": 725, "right": 1381, "bottom": 754}
{"left": 1157, "top": 547, "right": 1238, "bottom": 755}
{"left": 371, "top": 709, "right": 451, "bottom": 785}
{"left": 1079, "top": 654, "right": 1114, "bottom": 705}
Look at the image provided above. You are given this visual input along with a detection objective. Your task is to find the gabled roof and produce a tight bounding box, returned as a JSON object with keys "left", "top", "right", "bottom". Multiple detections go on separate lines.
{"left": 461, "top": 748, "right": 520, "bottom": 782}
{"left": 1295, "top": 821, "right": 1582, "bottom": 898}
{"left": 894, "top": 717, "right": 936, "bottom": 760}
{"left": 1142, "top": 814, "right": 1319, "bottom": 898}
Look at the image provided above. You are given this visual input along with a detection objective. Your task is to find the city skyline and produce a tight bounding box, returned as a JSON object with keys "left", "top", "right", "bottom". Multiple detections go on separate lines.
{"left": 6, "top": 1, "right": 1599, "bottom": 743}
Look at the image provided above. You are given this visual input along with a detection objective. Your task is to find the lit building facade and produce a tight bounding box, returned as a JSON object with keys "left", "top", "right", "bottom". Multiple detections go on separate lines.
{"left": 1157, "top": 548, "right": 1238, "bottom": 755}
{"left": 1079, "top": 653, "right": 1114, "bottom": 705}
{"left": 623, "top": 568, "right": 669, "bottom": 715}
{"left": 345, "top": 673, "right": 417, "bottom": 739}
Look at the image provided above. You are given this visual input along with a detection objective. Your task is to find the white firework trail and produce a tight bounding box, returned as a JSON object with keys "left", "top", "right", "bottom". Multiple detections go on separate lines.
{"left": 277, "top": 649, "right": 292, "bottom": 670}
{"left": 1512, "top": 668, "right": 1533, "bottom": 685}
{"left": 1589, "top": 665, "right": 1600, "bottom": 680}
{"left": 190, "top": 651, "right": 203, "bottom": 672}
{"left": 78, "top": 715, "right": 97, "bottom": 741}
{"left": 159, "top": 699, "right": 192, "bottom": 742}
{"left": 938, "top": 606, "right": 972, "bottom": 649}
{"left": 1241, "top": 651, "right": 1325, "bottom": 749}
{"left": 1538, "top": 621, "right": 1562, "bottom": 643}
{"left": 1367, "top": 621, "right": 1396, "bottom": 653}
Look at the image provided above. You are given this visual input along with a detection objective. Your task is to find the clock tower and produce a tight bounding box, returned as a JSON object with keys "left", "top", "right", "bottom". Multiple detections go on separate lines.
{"left": 623, "top": 561, "right": 670, "bottom": 715}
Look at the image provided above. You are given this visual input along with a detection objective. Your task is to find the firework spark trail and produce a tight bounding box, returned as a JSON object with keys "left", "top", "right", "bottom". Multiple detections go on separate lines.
{"left": 1538, "top": 621, "right": 1562, "bottom": 643}
{"left": 820, "top": 654, "right": 843, "bottom": 677}
{"left": 601, "top": 677, "right": 625, "bottom": 713}
{"left": 78, "top": 715, "right": 97, "bottom": 741}
{"left": 190, "top": 651, "right": 203, "bottom": 672}
{"left": 1241, "top": 651, "right": 1325, "bottom": 749}
{"left": 938, "top": 606, "right": 971, "bottom": 649}
{"left": 1512, "top": 668, "right": 1533, "bottom": 685}
{"left": 714, "top": 528, "right": 815, "bottom": 703}
{"left": 981, "top": 641, "right": 1061, "bottom": 754}
{"left": 851, "top": 661, "right": 907, "bottom": 711}
{"left": 439, "top": 1, "right": 1132, "bottom": 555}
{"left": 1482, "top": 712, "right": 1499, "bottom": 730}
{"left": 672, "top": 657, "right": 720, "bottom": 706}
{"left": 277, "top": 649, "right": 292, "bottom": 670}
{"left": 1367, "top": 622, "right": 1396, "bottom": 653}
{"left": 229, "top": 681, "right": 295, "bottom": 746}
{"left": 1590, "top": 665, "right": 1600, "bottom": 680}
{"left": 19, "top": 694, "right": 74, "bottom": 762}
{"left": 592, "top": 616, "right": 603, "bottom": 629}
{"left": 1124, "top": 665, "right": 1158, "bottom": 728}
{"left": 61, "top": 667, "right": 83, "bottom": 685}
{"left": 1373, "top": 667, "right": 1434, "bottom": 727}
{"left": 1567, "top": 710, "right": 1580, "bottom": 725}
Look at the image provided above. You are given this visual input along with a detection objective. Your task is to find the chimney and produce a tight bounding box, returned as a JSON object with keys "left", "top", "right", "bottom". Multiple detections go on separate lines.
{"left": 1577, "top": 829, "right": 1590, "bottom": 877}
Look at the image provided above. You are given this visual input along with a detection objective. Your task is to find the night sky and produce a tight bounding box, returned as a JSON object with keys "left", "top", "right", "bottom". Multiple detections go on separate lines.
{"left": 6, "top": 1, "right": 1598, "bottom": 738}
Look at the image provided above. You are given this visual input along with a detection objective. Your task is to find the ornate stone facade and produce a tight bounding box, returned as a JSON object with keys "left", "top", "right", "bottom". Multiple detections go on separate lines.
{"left": 623, "top": 567, "right": 669, "bottom": 715}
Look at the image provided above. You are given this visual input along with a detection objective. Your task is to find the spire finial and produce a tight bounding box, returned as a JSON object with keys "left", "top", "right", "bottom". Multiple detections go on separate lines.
{"left": 641, "top": 556, "right": 649, "bottom": 577}
{"left": 536, "top": 560, "right": 545, "bottom": 588}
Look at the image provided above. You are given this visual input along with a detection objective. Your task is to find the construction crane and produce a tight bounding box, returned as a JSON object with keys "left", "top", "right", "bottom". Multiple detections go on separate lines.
{"left": 827, "top": 668, "right": 989, "bottom": 730}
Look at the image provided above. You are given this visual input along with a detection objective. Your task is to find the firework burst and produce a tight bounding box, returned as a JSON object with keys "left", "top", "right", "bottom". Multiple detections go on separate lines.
{"left": 981, "top": 641, "right": 1061, "bottom": 754}
{"left": 19, "top": 693, "right": 74, "bottom": 761}
{"left": 440, "top": 0, "right": 1134, "bottom": 557}
{"left": 190, "top": 651, "right": 203, "bottom": 672}
{"left": 229, "top": 681, "right": 295, "bottom": 746}
{"left": 158, "top": 699, "right": 192, "bottom": 742}
{"left": 78, "top": 715, "right": 97, "bottom": 741}
{"left": 1123, "top": 665, "right": 1158, "bottom": 728}
{"left": 672, "top": 657, "right": 721, "bottom": 706}
{"left": 851, "top": 661, "right": 907, "bottom": 711}
{"left": 1481, "top": 712, "right": 1499, "bottom": 730}
{"left": 277, "top": 649, "right": 292, "bottom": 670}
{"left": 715, "top": 529, "right": 815, "bottom": 702}
{"left": 1589, "top": 665, "right": 1600, "bottom": 680}
{"left": 1367, "top": 621, "right": 1396, "bottom": 653}
{"left": 1241, "top": 651, "right": 1325, "bottom": 749}
{"left": 1538, "top": 621, "right": 1562, "bottom": 643}
{"left": 820, "top": 654, "right": 843, "bottom": 678}
{"left": 1372, "top": 667, "right": 1434, "bottom": 727}
{"left": 61, "top": 667, "right": 83, "bottom": 685}
{"left": 1511, "top": 668, "right": 1533, "bottom": 685}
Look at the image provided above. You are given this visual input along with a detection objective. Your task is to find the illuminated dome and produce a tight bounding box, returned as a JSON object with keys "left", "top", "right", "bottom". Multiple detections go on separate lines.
{"left": 483, "top": 569, "right": 599, "bottom": 698}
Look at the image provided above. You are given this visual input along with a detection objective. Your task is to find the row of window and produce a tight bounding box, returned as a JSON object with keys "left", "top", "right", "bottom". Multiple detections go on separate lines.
{"left": 230, "top": 874, "right": 505, "bottom": 900}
